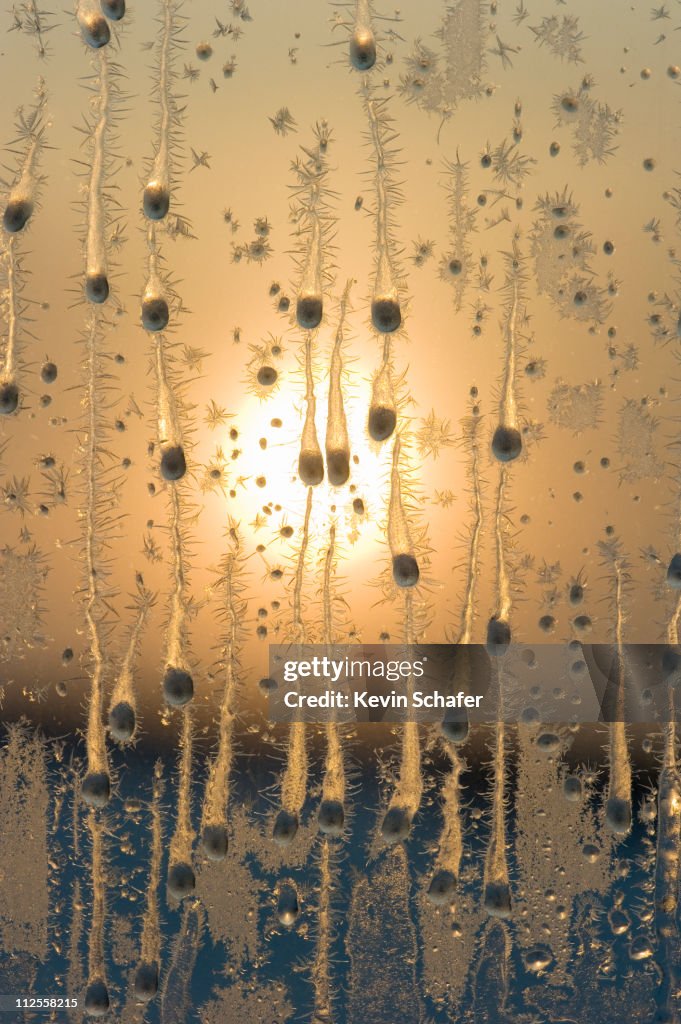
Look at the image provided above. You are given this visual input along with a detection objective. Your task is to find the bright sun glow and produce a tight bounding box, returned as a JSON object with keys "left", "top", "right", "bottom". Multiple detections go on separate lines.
{"left": 229, "top": 353, "right": 392, "bottom": 579}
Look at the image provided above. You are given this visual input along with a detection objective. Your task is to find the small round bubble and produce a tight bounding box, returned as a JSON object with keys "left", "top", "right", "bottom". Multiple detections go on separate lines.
{"left": 582, "top": 842, "right": 600, "bottom": 862}
{"left": 327, "top": 450, "right": 350, "bottom": 487}
{"left": 521, "top": 706, "right": 540, "bottom": 725}
{"left": 318, "top": 799, "right": 344, "bottom": 836}
{"left": 80, "top": 12, "right": 111, "bottom": 48}
{"left": 84, "top": 978, "right": 110, "bottom": 1016}
{"left": 167, "top": 861, "right": 196, "bottom": 900}
{"left": 666, "top": 553, "right": 681, "bottom": 589}
{"left": 160, "top": 445, "right": 187, "bottom": 481}
{"left": 381, "top": 807, "right": 412, "bottom": 843}
{"left": 298, "top": 451, "right": 324, "bottom": 486}
{"left": 273, "top": 809, "right": 299, "bottom": 846}
{"left": 524, "top": 946, "right": 552, "bottom": 972}
{"left": 108, "top": 701, "right": 135, "bottom": 742}
{"left": 349, "top": 26, "right": 377, "bottom": 71}
{"left": 3, "top": 198, "right": 33, "bottom": 233}
{"left": 486, "top": 616, "right": 511, "bottom": 655}
{"left": 133, "top": 962, "right": 159, "bottom": 1002}
{"left": 536, "top": 732, "right": 560, "bottom": 753}
{"left": 572, "top": 614, "right": 592, "bottom": 634}
{"left": 277, "top": 884, "right": 299, "bottom": 926}
{"left": 441, "top": 715, "right": 468, "bottom": 744}
{"left": 85, "top": 273, "right": 110, "bottom": 304}
{"left": 0, "top": 382, "right": 19, "bottom": 416}
{"left": 142, "top": 297, "right": 170, "bottom": 333}
{"left": 605, "top": 796, "right": 632, "bottom": 835}
{"left": 608, "top": 908, "right": 630, "bottom": 935}
{"left": 100, "top": 0, "right": 125, "bottom": 19}
{"left": 427, "top": 870, "right": 457, "bottom": 905}
{"left": 82, "top": 771, "right": 111, "bottom": 809}
{"left": 296, "top": 294, "right": 323, "bottom": 330}
{"left": 483, "top": 881, "right": 512, "bottom": 919}
{"left": 368, "top": 405, "right": 397, "bottom": 442}
{"left": 143, "top": 181, "right": 170, "bottom": 221}
{"left": 162, "top": 666, "right": 194, "bottom": 706}
{"left": 371, "top": 297, "right": 401, "bottom": 334}
{"left": 491, "top": 425, "right": 522, "bottom": 462}
{"left": 629, "top": 936, "right": 653, "bottom": 961}
{"left": 392, "top": 553, "right": 419, "bottom": 588}
{"left": 202, "top": 824, "right": 228, "bottom": 861}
